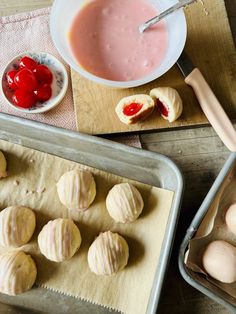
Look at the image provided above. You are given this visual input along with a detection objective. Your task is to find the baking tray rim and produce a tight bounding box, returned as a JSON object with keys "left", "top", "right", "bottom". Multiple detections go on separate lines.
{"left": 178, "top": 152, "right": 236, "bottom": 312}
{"left": 0, "top": 112, "right": 184, "bottom": 314}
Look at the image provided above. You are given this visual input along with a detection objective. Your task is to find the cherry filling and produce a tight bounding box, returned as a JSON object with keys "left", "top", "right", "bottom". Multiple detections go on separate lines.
{"left": 123, "top": 102, "right": 143, "bottom": 116}
{"left": 156, "top": 99, "right": 168, "bottom": 117}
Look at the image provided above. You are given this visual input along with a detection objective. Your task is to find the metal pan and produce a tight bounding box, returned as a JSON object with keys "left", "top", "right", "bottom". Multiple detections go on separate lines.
{"left": 179, "top": 152, "right": 236, "bottom": 312}
{"left": 0, "top": 112, "right": 184, "bottom": 314}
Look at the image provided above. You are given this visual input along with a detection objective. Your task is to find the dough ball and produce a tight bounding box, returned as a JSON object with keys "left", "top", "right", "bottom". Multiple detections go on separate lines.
{"left": 225, "top": 203, "right": 236, "bottom": 235}
{"left": 115, "top": 94, "right": 154, "bottom": 125}
{"left": 0, "top": 151, "right": 7, "bottom": 178}
{"left": 0, "top": 251, "right": 37, "bottom": 295}
{"left": 88, "top": 231, "right": 129, "bottom": 275}
{"left": 202, "top": 240, "right": 236, "bottom": 283}
{"left": 0, "top": 206, "right": 36, "bottom": 247}
{"left": 57, "top": 169, "right": 96, "bottom": 211}
{"left": 106, "top": 183, "right": 144, "bottom": 223}
{"left": 150, "top": 87, "right": 183, "bottom": 122}
{"left": 38, "top": 218, "right": 82, "bottom": 262}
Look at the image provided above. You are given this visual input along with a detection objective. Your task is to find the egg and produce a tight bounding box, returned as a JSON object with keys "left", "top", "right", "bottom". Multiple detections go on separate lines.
{"left": 225, "top": 203, "right": 236, "bottom": 235}
{"left": 202, "top": 240, "right": 236, "bottom": 283}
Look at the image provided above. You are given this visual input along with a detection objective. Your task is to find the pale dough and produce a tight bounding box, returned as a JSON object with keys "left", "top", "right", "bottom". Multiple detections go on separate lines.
{"left": 38, "top": 218, "right": 82, "bottom": 262}
{"left": 57, "top": 169, "right": 96, "bottom": 211}
{"left": 0, "top": 151, "right": 7, "bottom": 178}
{"left": 0, "top": 206, "right": 36, "bottom": 247}
{"left": 0, "top": 251, "right": 37, "bottom": 295}
{"left": 150, "top": 87, "right": 183, "bottom": 122}
{"left": 88, "top": 231, "right": 129, "bottom": 275}
{"left": 115, "top": 94, "right": 154, "bottom": 125}
{"left": 106, "top": 183, "right": 144, "bottom": 223}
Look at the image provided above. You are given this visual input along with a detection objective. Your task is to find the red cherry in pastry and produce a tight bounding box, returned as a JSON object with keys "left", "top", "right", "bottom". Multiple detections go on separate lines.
{"left": 123, "top": 103, "right": 143, "bottom": 116}
{"left": 156, "top": 99, "right": 168, "bottom": 117}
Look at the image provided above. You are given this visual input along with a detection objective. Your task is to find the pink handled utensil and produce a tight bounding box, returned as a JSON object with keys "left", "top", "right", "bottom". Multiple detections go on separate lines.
{"left": 177, "top": 51, "right": 236, "bottom": 152}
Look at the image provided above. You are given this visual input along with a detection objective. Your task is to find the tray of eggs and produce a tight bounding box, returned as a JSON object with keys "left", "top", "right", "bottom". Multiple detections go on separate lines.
{"left": 179, "top": 152, "right": 236, "bottom": 312}
{"left": 0, "top": 113, "right": 183, "bottom": 314}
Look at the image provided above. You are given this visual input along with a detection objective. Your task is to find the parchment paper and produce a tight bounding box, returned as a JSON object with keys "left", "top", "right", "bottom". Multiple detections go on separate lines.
{"left": 186, "top": 163, "right": 236, "bottom": 299}
{"left": 0, "top": 139, "right": 174, "bottom": 314}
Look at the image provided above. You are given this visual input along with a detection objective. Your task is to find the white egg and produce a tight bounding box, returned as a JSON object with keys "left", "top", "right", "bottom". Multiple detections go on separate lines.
{"left": 202, "top": 240, "right": 236, "bottom": 283}
{"left": 225, "top": 203, "right": 236, "bottom": 236}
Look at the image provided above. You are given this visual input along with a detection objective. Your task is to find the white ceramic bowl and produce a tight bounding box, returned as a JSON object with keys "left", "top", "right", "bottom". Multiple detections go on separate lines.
{"left": 50, "top": 0, "right": 187, "bottom": 88}
{"left": 1, "top": 52, "right": 68, "bottom": 113}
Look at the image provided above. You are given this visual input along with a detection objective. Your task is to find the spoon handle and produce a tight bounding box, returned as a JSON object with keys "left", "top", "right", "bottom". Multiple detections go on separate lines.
{"left": 139, "top": 0, "right": 196, "bottom": 33}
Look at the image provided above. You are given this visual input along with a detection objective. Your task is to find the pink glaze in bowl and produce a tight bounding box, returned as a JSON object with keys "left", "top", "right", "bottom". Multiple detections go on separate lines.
{"left": 50, "top": 0, "right": 187, "bottom": 88}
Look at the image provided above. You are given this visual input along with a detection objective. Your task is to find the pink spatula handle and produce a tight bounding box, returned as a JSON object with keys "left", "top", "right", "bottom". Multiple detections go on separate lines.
{"left": 185, "top": 68, "right": 236, "bottom": 152}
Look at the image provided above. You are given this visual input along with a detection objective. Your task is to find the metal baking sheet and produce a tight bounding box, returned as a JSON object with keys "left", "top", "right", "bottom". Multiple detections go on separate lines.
{"left": 179, "top": 152, "right": 236, "bottom": 312}
{"left": 0, "top": 112, "right": 184, "bottom": 314}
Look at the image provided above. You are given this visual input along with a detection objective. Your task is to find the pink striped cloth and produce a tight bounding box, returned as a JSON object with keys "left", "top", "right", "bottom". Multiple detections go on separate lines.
{"left": 0, "top": 7, "right": 141, "bottom": 147}
{"left": 0, "top": 7, "right": 76, "bottom": 130}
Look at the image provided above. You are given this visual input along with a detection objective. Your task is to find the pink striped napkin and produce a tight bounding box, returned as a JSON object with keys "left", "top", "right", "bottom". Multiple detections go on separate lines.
{"left": 0, "top": 7, "right": 141, "bottom": 147}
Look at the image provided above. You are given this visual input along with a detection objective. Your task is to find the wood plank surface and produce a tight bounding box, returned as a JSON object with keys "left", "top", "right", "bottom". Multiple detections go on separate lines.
{"left": 71, "top": 0, "right": 236, "bottom": 134}
{"left": 141, "top": 124, "right": 234, "bottom": 314}
{"left": 0, "top": 1, "right": 236, "bottom": 314}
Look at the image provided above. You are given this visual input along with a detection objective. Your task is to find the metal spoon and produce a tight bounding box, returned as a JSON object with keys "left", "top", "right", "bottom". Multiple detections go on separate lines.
{"left": 139, "top": 0, "right": 196, "bottom": 33}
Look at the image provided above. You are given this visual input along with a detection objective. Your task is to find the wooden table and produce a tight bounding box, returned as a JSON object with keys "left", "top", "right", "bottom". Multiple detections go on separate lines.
{"left": 0, "top": 1, "right": 235, "bottom": 313}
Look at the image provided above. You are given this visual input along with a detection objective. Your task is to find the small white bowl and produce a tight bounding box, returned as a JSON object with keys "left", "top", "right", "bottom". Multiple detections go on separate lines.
{"left": 1, "top": 52, "right": 68, "bottom": 113}
{"left": 50, "top": 0, "right": 187, "bottom": 89}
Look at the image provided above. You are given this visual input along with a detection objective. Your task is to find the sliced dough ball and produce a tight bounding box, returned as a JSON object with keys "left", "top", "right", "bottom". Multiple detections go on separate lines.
{"left": 38, "top": 218, "right": 82, "bottom": 262}
{"left": 150, "top": 87, "right": 183, "bottom": 122}
{"left": 0, "top": 251, "right": 37, "bottom": 295}
{"left": 0, "top": 151, "right": 7, "bottom": 178}
{"left": 0, "top": 206, "right": 36, "bottom": 247}
{"left": 115, "top": 94, "right": 154, "bottom": 125}
{"left": 106, "top": 183, "right": 144, "bottom": 223}
{"left": 202, "top": 240, "right": 236, "bottom": 283}
{"left": 57, "top": 169, "right": 96, "bottom": 211}
{"left": 88, "top": 231, "right": 129, "bottom": 275}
